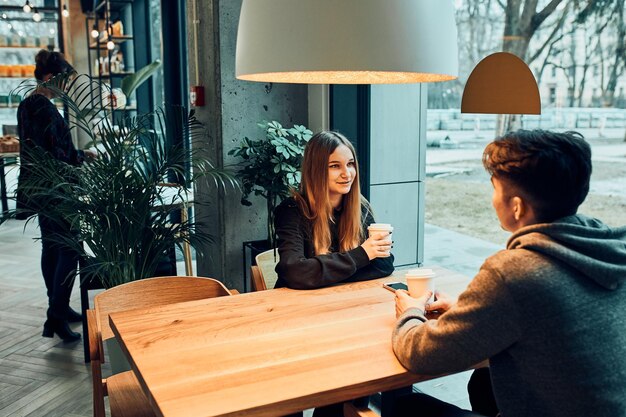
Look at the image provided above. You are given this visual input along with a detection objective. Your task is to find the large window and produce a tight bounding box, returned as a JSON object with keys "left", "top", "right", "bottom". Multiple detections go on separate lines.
{"left": 425, "top": 1, "right": 626, "bottom": 248}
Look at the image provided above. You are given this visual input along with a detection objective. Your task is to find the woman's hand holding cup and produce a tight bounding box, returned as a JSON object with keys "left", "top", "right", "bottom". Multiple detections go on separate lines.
{"left": 361, "top": 231, "right": 392, "bottom": 260}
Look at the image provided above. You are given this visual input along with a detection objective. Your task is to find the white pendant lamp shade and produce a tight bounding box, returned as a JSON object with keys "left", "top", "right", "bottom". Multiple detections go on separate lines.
{"left": 236, "top": 0, "right": 459, "bottom": 84}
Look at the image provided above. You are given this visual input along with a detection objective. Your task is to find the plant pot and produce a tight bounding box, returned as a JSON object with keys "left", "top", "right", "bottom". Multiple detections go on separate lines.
{"left": 80, "top": 245, "right": 177, "bottom": 290}
{"left": 153, "top": 245, "right": 177, "bottom": 276}
{"left": 247, "top": 239, "right": 272, "bottom": 265}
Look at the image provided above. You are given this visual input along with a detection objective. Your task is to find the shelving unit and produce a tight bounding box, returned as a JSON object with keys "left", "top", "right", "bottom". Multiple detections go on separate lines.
{"left": 0, "top": 2, "right": 64, "bottom": 128}
{"left": 0, "top": 46, "right": 47, "bottom": 50}
{"left": 85, "top": 0, "right": 136, "bottom": 119}
{"left": 88, "top": 34, "right": 132, "bottom": 49}
{"left": 0, "top": 2, "right": 64, "bottom": 218}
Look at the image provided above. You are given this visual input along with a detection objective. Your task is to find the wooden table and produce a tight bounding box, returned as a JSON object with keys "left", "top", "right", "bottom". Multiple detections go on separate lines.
{"left": 110, "top": 266, "right": 472, "bottom": 417}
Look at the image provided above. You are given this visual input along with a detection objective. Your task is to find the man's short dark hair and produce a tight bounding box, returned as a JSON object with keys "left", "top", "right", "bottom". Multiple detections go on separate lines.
{"left": 482, "top": 129, "right": 592, "bottom": 223}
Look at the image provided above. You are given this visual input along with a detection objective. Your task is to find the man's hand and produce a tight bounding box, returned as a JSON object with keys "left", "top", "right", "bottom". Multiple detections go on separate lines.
{"left": 426, "top": 291, "right": 456, "bottom": 313}
{"left": 395, "top": 289, "right": 432, "bottom": 318}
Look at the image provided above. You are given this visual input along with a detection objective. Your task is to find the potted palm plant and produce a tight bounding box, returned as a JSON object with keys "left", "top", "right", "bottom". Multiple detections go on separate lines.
{"left": 229, "top": 121, "right": 312, "bottom": 249}
{"left": 13, "top": 74, "right": 236, "bottom": 288}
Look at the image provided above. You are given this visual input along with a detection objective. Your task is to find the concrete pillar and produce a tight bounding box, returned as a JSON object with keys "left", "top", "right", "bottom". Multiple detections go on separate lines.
{"left": 187, "top": 0, "right": 307, "bottom": 290}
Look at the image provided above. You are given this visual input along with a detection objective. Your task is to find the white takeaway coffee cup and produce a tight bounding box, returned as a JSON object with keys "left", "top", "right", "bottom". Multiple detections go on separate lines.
{"left": 367, "top": 223, "right": 393, "bottom": 257}
{"left": 405, "top": 268, "right": 436, "bottom": 300}
{"left": 368, "top": 223, "right": 393, "bottom": 237}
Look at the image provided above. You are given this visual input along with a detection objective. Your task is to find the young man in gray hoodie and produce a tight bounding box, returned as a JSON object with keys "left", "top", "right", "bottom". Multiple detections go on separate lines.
{"left": 392, "top": 129, "right": 626, "bottom": 417}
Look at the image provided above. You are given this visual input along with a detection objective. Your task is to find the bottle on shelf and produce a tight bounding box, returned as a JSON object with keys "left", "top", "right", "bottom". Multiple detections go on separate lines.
{"left": 9, "top": 65, "right": 21, "bottom": 78}
{"left": 111, "top": 20, "right": 124, "bottom": 37}
{"left": 110, "top": 51, "right": 124, "bottom": 73}
{"left": 9, "top": 34, "right": 21, "bottom": 47}
{"left": 117, "top": 51, "right": 124, "bottom": 71}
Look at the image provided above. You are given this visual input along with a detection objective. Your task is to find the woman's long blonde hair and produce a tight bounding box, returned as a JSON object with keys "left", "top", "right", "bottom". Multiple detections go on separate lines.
{"left": 293, "top": 131, "right": 364, "bottom": 255}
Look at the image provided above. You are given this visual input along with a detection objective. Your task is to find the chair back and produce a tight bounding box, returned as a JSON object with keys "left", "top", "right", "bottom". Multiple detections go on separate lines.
{"left": 95, "top": 276, "right": 231, "bottom": 342}
{"left": 250, "top": 265, "right": 264, "bottom": 291}
{"left": 253, "top": 249, "right": 280, "bottom": 291}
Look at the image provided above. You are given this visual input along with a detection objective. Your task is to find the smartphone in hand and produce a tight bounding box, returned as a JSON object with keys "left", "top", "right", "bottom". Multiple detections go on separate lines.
{"left": 382, "top": 282, "right": 408, "bottom": 293}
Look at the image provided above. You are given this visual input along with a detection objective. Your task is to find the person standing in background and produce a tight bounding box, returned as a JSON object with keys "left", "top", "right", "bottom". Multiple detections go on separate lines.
{"left": 17, "top": 50, "right": 96, "bottom": 342}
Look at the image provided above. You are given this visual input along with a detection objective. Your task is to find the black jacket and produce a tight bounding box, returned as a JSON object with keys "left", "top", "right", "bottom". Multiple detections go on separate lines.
{"left": 16, "top": 94, "right": 84, "bottom": 218}
{"left": 274, "top": 197, "right": 394, "bottom": 289}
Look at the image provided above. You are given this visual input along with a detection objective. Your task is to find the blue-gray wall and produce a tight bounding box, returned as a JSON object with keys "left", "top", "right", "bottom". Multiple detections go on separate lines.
{"left": 368, "top": 84, "right": 427, "bottom": 266}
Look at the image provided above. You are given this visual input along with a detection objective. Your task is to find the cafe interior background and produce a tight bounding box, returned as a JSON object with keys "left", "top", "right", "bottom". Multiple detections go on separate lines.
{"left": 0, "top": 0, "right": 625, "bottom": 415}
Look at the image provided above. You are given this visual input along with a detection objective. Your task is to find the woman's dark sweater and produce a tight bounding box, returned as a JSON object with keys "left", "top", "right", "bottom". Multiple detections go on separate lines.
{"left": 16, "top": 94, "right": 84, "bottom": 217}
{"left": 17, "top": 93, "right": 84, "bottom": 166}
{"left": 274, "top": 197, "right": 395, "bottom": 289}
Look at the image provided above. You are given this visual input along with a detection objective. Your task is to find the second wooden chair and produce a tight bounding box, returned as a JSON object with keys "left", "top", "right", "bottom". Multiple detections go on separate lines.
{"left": 250, "top": 249, "right": 280, "bottom": 291}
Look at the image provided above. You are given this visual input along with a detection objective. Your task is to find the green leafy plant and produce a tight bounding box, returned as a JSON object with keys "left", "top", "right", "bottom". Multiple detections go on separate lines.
{"left": 121, "top": 60, "right": 161, "bottom": 98}
{"left": 228, "top": 121, "right": 312, "bottom": 245}
{"left": 12, "top": 74, "right": 236, "bottom": 288}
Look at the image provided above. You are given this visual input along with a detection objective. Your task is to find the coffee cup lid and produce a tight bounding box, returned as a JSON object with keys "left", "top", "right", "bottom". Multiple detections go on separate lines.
{"left": 368, "top": 223, "right": 393, "bottom": 230}
{"left": 405, "top": 268, "right": 435, "bottom": 278}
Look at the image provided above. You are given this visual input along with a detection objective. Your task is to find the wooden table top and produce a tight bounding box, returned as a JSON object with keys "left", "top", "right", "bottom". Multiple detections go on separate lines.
{"left": 110, "top": 266, "right": 472, "bottom": 417}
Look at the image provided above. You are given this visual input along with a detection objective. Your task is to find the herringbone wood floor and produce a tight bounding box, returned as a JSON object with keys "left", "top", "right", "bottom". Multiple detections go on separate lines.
{"left": 0, "top": 218, "right": 107, "bottom": 417}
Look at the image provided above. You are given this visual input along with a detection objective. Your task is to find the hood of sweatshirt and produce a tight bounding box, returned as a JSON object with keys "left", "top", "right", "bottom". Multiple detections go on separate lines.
{"left": 507, "top": 214, "right": 626, "bottom": 290}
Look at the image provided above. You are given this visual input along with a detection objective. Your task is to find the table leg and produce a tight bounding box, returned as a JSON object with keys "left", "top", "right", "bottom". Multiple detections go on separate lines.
{"left": 180, "top": 205, "right": 193, "bottom": 275}
{"left": 0, "top": 157, "right": 8, "bottom": 219}
{"left": 80, "top": 279, "right": 90, "bottom": 363}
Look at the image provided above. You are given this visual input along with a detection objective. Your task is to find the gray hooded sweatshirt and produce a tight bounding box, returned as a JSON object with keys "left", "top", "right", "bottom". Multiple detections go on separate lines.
{"left": 393, "top": 214, "right": 626, "bottom": 417}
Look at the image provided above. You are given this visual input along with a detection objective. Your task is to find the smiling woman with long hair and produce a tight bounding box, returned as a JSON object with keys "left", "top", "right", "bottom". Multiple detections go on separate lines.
{"left": 274, "top": 130, "right": 394, "bottom": 290}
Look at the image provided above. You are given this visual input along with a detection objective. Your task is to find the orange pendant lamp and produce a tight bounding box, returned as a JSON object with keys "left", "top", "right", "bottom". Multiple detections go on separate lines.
{"left": 461, "top": 52, "right": 541, "bottom": 114}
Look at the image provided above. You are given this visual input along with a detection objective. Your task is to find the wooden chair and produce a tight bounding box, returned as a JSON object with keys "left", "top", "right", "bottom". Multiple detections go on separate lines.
{"left": 344, "top": 402, "right": 380, "bottom": 417}
{"left": 250, "top": 249, "right": 280, "bottom": 291}
{"left": 250, "top": 265, "right": 265, "bottom": 291}
{"left": 88, "top": 276, "right": 234, "bottom": 417}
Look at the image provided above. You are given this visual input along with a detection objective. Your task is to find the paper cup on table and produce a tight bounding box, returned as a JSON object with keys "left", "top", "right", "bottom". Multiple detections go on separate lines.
{"left": 367, "top": 223, "right": 393, "bottom": 257}
{"left": 405, "top": 268, "right": 435, "bottom": 300}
